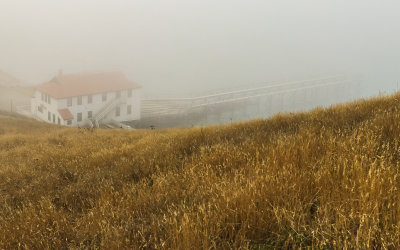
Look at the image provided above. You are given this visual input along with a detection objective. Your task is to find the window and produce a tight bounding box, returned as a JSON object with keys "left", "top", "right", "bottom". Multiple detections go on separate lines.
{"left": 41, "top": 93, "right": 45, "bottom": 101}
{"left": 53, "top": 114, "right": 55, "bottom": 123}
{"left": 88, "top": 95, "right": 92, "bottom": 104}
{"left": 127, "top": 105, "right": 132, "bottom": 115}
{"left": 88, "top": 111, "right": 92, "bottom": 119}
{"left": 116, "top": 91, "right": 121, "bottom": 98}
{"left": 102, "top": 93, "right": 107, "bottom": 102}
{"left": 45, "top": 94, "right": 51, "bottom": 104}
{"left": 67, "top": 120, "right": 72, "bottom": 125}
{"left": 116, "top": 106, "right": 120, "bottom": 117}
{"left": 38, "top": 106, "right": 43, "bottom": 113}
{"left": 48, "top": 112, "right": 51, "bottom": 121}
{"left": 77, "top": 96, "right": 82, "bottom": 105}
{"left": 67, "top": 98, "right": 72, "bottom": 107}
{"left": 128, "top": 89, "right": 132, "bottom": 98}
{"left": 77, "top": 112, "right": 82, "bottom": 122}
{"left": 57, "top": 118, "right": 61, "bottom": 125}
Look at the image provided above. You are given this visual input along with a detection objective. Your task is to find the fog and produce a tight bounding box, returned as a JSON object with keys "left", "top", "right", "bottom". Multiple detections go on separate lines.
{"left": 1, "top": 0, "right": 400, "bottom": 98}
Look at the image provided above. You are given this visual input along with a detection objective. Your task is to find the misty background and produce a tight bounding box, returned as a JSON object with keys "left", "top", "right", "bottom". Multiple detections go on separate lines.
{"left": 1, "top": 0, "right": 400, "bottom": 98}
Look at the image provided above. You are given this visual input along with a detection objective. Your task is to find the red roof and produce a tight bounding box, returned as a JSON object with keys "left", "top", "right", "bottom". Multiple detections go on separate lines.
{"left": 58, "top": 109, "right": 74, "bottom": 120}
{"left": 35, "top": 72, "right": 141, "bottom": 99}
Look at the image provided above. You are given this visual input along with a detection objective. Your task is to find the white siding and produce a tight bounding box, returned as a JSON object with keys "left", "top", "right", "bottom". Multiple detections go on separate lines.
{"left": 31, "top": 90, "right": 66, "bottom": 125}
{"left": 104, "top": 89, "right": 141, "bottom": 123}
{"left": 31, "top": 88, "right": 142, "bottom": 127}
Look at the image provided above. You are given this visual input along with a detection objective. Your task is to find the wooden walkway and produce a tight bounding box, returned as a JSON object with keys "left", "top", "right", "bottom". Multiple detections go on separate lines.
{"left": 141, "top": 76, "right": 359, "bottom": 119}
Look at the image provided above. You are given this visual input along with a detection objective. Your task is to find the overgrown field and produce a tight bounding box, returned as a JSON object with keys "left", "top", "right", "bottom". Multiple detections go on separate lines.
{"left": 1, "top": 94, "right": 400, "bottom": 249}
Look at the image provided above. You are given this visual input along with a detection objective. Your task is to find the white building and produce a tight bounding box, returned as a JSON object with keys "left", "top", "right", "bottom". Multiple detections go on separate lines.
{"left": 31, "top": 71, "right": 141, "bottom": 127}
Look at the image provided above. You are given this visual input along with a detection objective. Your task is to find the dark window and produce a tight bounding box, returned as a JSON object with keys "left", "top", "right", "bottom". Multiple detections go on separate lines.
{"left": 67, "top": 120, "right": 72, "bottom": 125}
{"left": 127, "top": 105, "right": 132, "bottom": 115}
{"left": 45, "top": 94, "right": 51, "bottom": 104}
{"left": 102, "top": 93, "right": 107, "bottom": 102}
{"left": 38, "top": 106, "right": 43, "bottom": 113}
{"left": 116, "top": 91, "right": 121, "bottom": 98}
{"left": 128, "top": 89, "right": 132, "bottom": 98}
{"left": 77, "top": 112, "right": 82, "bottom": 122}
{"left": 88, "top": 111, "right": 92, "bottom": 119}
{"left": 77, "top": 96, "right": 82, "bottom": 105}
{"left": 88, "top": 95, "right": 92, "bottom": 104}
{"left": 116, "top": 106, "right": 120, "bottom": 117}
{"left": 48, "top": 112, "right": 51, "bottom": 121}
{"left": 67, "top": 98, "right": 72, "bottom": 107}
{"left": 58, "top": 118, "right": 61, "bottom": 125}
{"left": 53, "top": 114, "right": 55, "bottom": 123}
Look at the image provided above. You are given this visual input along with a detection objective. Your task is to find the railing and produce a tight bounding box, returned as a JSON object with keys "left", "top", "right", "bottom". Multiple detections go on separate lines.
{"left": 91, "top": 96, "right": 127, "bottom": 128}
{"left": 85, "top": 118, "right": 94, "bottom": 128}
{"left": 141, "top": 76, "right": 355, "bottom": 118}
{"left": 141, "top": 99, "right": 192, "bottom": 118}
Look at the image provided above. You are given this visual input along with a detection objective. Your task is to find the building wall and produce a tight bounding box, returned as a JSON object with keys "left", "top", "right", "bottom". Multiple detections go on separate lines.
{"left": 31, "top": 88, "right": 142, "bottom": 127}
{"left": 103, "top": 89, "right": 141, "bottom": 123}
{"left": 57, "top": 92, "right": 108, "bottom": 127}
{"left": 31, "top": 90, "right": 66, "bottom": 126}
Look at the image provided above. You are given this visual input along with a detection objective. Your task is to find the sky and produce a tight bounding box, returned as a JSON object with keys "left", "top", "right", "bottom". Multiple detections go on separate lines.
{"left": 1, "top": 0, "right": 400, "bottom": 97}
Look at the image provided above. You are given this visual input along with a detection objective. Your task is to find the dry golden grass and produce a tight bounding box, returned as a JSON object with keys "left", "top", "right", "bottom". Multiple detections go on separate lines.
{"left": 1, "top": 93, "right": 400, "bottom": 249}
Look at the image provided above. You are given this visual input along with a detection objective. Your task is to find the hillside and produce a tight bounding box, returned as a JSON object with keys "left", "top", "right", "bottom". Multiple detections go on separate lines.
{"left": 0, "top": 70, "right": 32, "bottom": 112}
{"left": 0, "top": 70, "right": 25, "bottom": 87}
{"left": 1, "top": 94, "right": 400, "bottom": 248}
{"left": 0, "top": 85, "right": 33, "bottom": 112}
